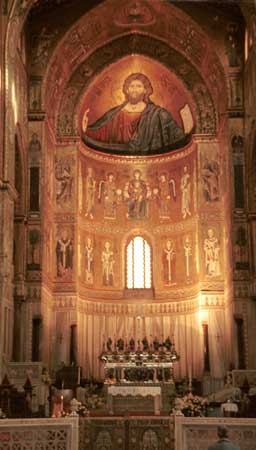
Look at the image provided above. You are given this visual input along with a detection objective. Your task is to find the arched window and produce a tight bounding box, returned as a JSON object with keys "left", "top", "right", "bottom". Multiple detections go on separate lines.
{"left": 126, "top": 236, "right": 151, "bottom": 288}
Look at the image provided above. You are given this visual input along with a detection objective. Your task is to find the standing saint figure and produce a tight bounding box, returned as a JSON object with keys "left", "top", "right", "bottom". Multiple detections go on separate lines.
{"left": 204, "top": 228, "right": 220, "bottom": 276}
{"left": 184, "top": 236, "right": 192, "bottom": 278}
{"left": 102, "top": 241, "right": 114, "bottom": 286}
{"left": 98, "top": 173, "right": 118, "bottom": 219}
{"left": 29, "top": 133, "right": 41, "bottom": 165}
{"left": 180, "top": 166, "right": 191, "bottom": 219}
{"left": 85, "top": 237, "right": 94, "bottom": 284}
{"left": 81, "top": 73, "right": 191, "bottom": 155}
{"left": 202, "top": 157, "right": 220, "bottom": 202}
{"left": 124, "top": 170, "right": 150, "bottom": 219}
{"left": 85, "top": 167, "right": 96, "bottom": 219}
{"left": 163, "top": 239, "right": 176, "bottom": 284}
{"left": 56, "top": 229, "right": 73, "bottom": 277}
{"left": 154, "top": 173, "right": 176, "bottom": 219}
{"left": 55, "top": 161, "right": 73, "bottom": 205}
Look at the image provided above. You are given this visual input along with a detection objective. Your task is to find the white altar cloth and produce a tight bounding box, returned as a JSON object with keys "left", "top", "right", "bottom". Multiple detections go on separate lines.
{"left": 108, "top": 385, "right": 161, "bottom": 397}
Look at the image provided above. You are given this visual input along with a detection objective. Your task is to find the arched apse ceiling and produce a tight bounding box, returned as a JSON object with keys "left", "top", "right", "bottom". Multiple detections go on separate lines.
{"left": 42, "top": 0, "right": 228, "bottom": 140}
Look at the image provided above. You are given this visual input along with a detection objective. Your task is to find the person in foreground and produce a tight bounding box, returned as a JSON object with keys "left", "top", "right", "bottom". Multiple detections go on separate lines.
{"left": 208, "top": 425, "right": 240, "bottom": 450}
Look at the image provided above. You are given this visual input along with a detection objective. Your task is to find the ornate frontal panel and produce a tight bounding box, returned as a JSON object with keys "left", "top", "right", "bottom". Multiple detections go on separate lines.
{"left": 79, "top": 416, "right": 174, "bottom": 450}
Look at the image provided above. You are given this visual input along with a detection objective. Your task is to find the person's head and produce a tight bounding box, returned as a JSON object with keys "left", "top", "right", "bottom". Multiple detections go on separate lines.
{"left": 123, "top": 73, "right": 153, "bottom": 104}
{"left": 104, "top": 241, "right": 111, "bottom": 251}
{"left": 207, "top": 228, "right": 214, "bottom": 239}
{"left": 31, "top": 133, "right": 39, "bottom": 143}
{"left": 166, "top": 239, "right": 173, "bottom": 250}
{"left": 160, "top": 173, "right": 167, "bottom": 182}
{"left": 133, "top": 169, "right": 142, "bottom": 180}
{"left": 107, "top": 173, "right": 114, "bottom": 182}
{"left": 61, "top": 229, "right": 68, "bottom": 240}
{"left": 217, "top": 425, "right": 229, "bottom": 439}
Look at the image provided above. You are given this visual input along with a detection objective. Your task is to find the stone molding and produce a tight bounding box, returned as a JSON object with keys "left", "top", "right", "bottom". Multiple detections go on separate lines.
{"left": 78, "top": 140, "right": 196, "bottom": 165}
{"left": 200, "top": 295, "right": 225, "bottom": 308}
{"left": 52, "top": 293, "right": 225, "bottom": 316}
{"left": 78, "top": 215, "right": 199, "bottom": 236}
{"left": 0, "top": 179, "right": 18, "bottom": 201}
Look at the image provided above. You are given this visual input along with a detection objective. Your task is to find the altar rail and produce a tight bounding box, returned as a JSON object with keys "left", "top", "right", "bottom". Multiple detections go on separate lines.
{"left": 1, "top": 416, "right": 256, "bottom": 450}
{"left": 175, "top": 416, "right": 256, "bottom": 450}
{"left": 0, "top": 417, "right": 79, "bottom": 450}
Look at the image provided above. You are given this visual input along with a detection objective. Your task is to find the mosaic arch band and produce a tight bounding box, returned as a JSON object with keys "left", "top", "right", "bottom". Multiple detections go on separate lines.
{"left": 81, "top": 72, "right": 193, "bottom": 155}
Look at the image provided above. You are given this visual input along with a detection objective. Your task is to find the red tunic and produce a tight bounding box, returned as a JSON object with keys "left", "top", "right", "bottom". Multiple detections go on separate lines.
{"left": 86, "top": 110, "right": 141, "bottom": 144}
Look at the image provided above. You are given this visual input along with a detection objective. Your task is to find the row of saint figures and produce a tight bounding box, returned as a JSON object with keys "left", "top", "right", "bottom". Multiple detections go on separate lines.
{"left": 54, "top": 157, "right": 220, "bottom": 219}
{"left": 81, "top": 167, "right": 194, "bottom": 221}
{"left": 54, "top": 228, "right": 221, "bottom": 282}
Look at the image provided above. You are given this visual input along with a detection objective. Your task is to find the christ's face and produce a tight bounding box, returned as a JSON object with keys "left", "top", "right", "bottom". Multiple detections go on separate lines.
{"left": 126, "top": 80, "right": 146, "bottom": 104}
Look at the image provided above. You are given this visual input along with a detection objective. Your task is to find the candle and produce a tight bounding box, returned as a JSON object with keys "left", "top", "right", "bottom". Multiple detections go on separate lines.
{"left": 60, "top": 392, "right": 64, "bottom": 412}
{"left": 188, "top": 364, "right": 192, "bottom": 392}
{"left": 188, "top": 364, "right": 192, "bottom": 382}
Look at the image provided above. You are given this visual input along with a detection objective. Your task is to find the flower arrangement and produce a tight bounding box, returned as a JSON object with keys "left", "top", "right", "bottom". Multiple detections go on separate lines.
{"left": 77, "top": 404, "right": 90, "bottom": 417}
{"left": 180, "top": 392, "right": 208, "bottom": 417}
{"left": 52, "top": 403, "right": 90, "bottom": 418}
{"left": 81, "top": 380, "right": 106, "bottom": 411}
{"left": 84, "top": 393, "right": 105, "bottom": 410}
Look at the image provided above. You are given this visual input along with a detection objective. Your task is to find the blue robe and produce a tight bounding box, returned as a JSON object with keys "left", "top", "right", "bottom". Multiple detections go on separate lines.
{"left": 208, "top": 439, "right": 240, "bottom": 450}
{"left": 82, "top": 101, "right": 191, "bottom": 154}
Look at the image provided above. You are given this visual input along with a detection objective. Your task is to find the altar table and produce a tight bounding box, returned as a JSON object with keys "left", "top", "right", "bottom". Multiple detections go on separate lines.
{"left": 107, "top": 385, "right": 161, "bottom": 415}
